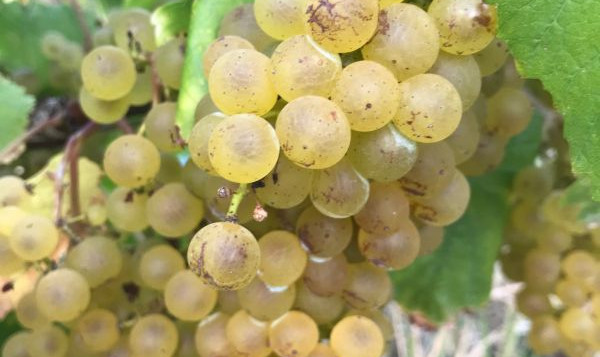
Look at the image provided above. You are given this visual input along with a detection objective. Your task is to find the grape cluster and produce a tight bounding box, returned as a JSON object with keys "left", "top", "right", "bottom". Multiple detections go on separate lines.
{"left": 2, "top": 0, "right": 538, "bottom": 356}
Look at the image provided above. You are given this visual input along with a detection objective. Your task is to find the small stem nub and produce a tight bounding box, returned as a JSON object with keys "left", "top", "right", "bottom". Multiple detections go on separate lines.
{"left": 225, "top": 184, "right": 248, "bottom": 223}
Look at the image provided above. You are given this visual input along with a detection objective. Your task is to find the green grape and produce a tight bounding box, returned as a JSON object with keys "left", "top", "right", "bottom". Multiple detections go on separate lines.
{"left": 109, "top": 8, "right": 156, "bottom": 52}
{"left": 78, "top": 87, "right": 129, "bottom": 124}
{"left": 155, "top": 37, "right": 185, "bottom": 89}
{"left": 144, "top": 102, "right": 180, "bottom": 152}
{"left": 41, "top": 31, "right": 67, "bottom": 60}
{"left": 418, "top": 224, "right": 444, "bottom": 256}
{"left": 294, "top": 280, "right": 344, "bottom": 325}
{"left": 296, "top": 205, "right": 353, "bottom": 258}
{"left": 253, "top": 0, "right": 305, "bottom": 40}
{"left": 2, "top": 331, "right": 32, "bottom": 357}
{"left": 304, "top": 0, "right": 378, "bottom": 53}
{"left": 76, "top": 309, "right": 120, "bottom": 352}
{"left": 400, "top": 142, "right": 456, "bottom": 199}
{"left": 57, "top": 42, "right": 84, "bottom": 71}
{"left": 473, "top": 38, "right": 509, "bottom": 76}
{"left": 510, "top": 200, "right": 546, "bottom": 240}
{"left": 523, "top": 249, "right": 560, "bottom": 291}
{"left": 515, "top": 288, "right": 551, "bottom": 317}
{"left": 203, "top": 35, "right": 255, "bottom": 78}
{"left": 139, "top": 244, "right": 185, "bottom": 290}
{"left": 484, "top": 87, "right": 533, "bottom": 137}
{"left": 66, "top": 236, "right": 123, "bottom": 288}
{"left": 27, "top": 325, "right": 69, "bottom": 357}
{"left": 345, "top": 309, "right": 394, "bottom": 342}
{"left": 362, "top": 3, "right": 439, "bottom": 81}
{"left": 181, "top": 159, "right": 218, "bottom": 198}
{"left": 80, "top": 46, "right": 136, "bottom": 100}
{"left": 534, "top": 225, "right": 572, "bottom": 253}
{"left": 393, "top": 73, "right": 462, "bottom": 143}
{"left": 208, "top": 49, "right": 277, "bottom": 115}
{"left": 15, "top": 291, "right": 49, "bottom": 329}
{"left": 218, "top": 4, "right": 278, "bottom": 53}
{"left": 106, "top": 187, "right": 148, "bottom": 232}
{"left": 92, "top": 26, "right": 113, "bottom": 47}
{"left": 528, "top": 315, "right": 561, "bottom": 355}
{"left": 347, "top": 124, "right": 418, "bottom": 182}
{"left": 146, "top": 183, "right": 204, "bottom": 238}
{"left": 354, "top": 181, "right": 409, "bottom": 234}
{"left": 103, "top": 135, "right": 161, "bottom": 188}
{"left": 255, "top": 154, "right": 314, "bottom": 209}
{"left": 303, "top": 254, "right": 349, "bottom": 297}
{"left": 343, "top": 262, "right": 391, "bottom": 310}
{"left": 226, "top": 310, "right": 271, "bottom": 357}
{"left": 238, "top": 277, "right": 296, "bottom": 321}
{"left": 310, "top": 158, "right": 369, "bottom": 218}
{"left": 86, "top": 201, "right": 107, "bottom": 226}
{"left": 195, "top": 313, "right": 239, "bottom": 357}
{"left": 0, "top": 234, "right": 23, "bottom": 276}
{"left": 276, "top": 96, "right": 351, "bottom": 169}
{"left": 331, "top": 60, "right": 400, "bottom": 131}
{"left": 512, "top": 165, "right": 554, "bottom": 204}
{"left": 0, "top": 175, "right": 30, "bottom": 207}
{"left": 499, "top": 246, "right": 526, "bottom": 282}
{"left": 194, "top": 94, "right": 221, "bottom": 121}
{"left": 208, "top": 114, "right": 279, "bottom": 183}
{"left": 562, "top": 250, "right": 597, "bottom": 285}
{"left": 128, "top": 65, "right": 153, "bottom": 106}
{"left": 129, "top": 314, "right": 178, "bottom": 357}
{"left": 330, "top": 316, "right": 384, "bottom": 357}
{"left": 188, "top": 113, "right": 225, "bottom": 175}
{"left": 308, "top": 343, "right": 338, "bottom": 357}
{"left": 270, "top": 35, "right": 342, "bottom": 101}
{"left": 175, "top": 322, "right": 198, "bottom": 357}
{"left": 358, "top": 219, "right": 420, "bottom": 270}
{"left": 36, "top": 268, "right": 91, "bottom": 322}
{"left": 218, "top": 290, "right": 241, "bottom": 315}
{"left": 428, "top": 0, "right": 497, "bottom": 55}
{"left": 258, "top": 230, "right": 307, "bottom": 287}
{"left": 156, "top": 153, "right": 183, "bottom": 184}
{"left": 444, "top": 110, "right": 481, "bottom": 164}
{"left": 555, "top": 279, "right": 588, "bottom": 307}
{"left": 429, "top": 52, "right": 481, "bottom": 110}
{"left": 269, "top": 311, "right": 319, "bottom": 357}
{"left": 559, "top": 308, "right": 596, "bottom": 343}
{"left": 458, "top": 131, "right": 508, "bottom": 176}
{"left": 412, "top": 169, "right": 471, "bottom": 227}
{"left": 10, "top": 214, "right": 59, "bottom": 261}
{"left": 188, "top": 222, "right": 260, "bottom": 290}
{"left": 164, "top": 270, "right": 218, "bottom": 321}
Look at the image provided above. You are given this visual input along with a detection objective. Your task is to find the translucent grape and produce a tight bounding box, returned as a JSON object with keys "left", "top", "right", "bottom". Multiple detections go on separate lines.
{"left": 362, "top": 3, "right": 439, "bottom": 81}
{"left": 195, "top": 312, "right": 238, "bottom": 356}
{"left": 255, "top": 154, "right": 314, "bottom": 209}
{"left": 523, "top": 249, "right": 560, "bottom": 291}
{"left": 484, "top": 87, "right": 533, "bottom": 138}
{"left": 27, "top": 325, "right": 69, "bottom": 357}
{"left": 399, "top": 141, "right": 455, "bottom": 200}
{"left": 80, "top": 45, "right": 136, "bottom": 100}
{"left": 330, "top": 315, "right": 384, "bottom": 357}
{"left": 238, "top": 277, "right": 296, "bottom": 321}
{"left": 559, "top": 308, "right": 596, "bottom": 343}
{"left": 347, "top": 124, "right": 418, "bottom": 182}
{"left": 429, "top": 52, "right": 481, "bottom": 110}
{"left": 128, "top": 65, "right": 153, "bottom": 106}
{"left": 473, "top": 38, "right": 509, "bottom": 76}
{"left": 310, "top": 158, "right": 369, "bottom": 218}
{"left": 208, "top": 114, "right": 279, "bottom": 183}
{"left": 103, "top": 135, "right": 161, "bottom": 188}
{"left": 218, "top": 290, "right": 241, "bottom": 315}
{"left": 342, "top": 262, "right": 391, "bottom": 310}
{"left": 144, "top": 102, "right": 180, "bottom": 152}
{"left": 129, "top": 314, "right": 178, "bottom": 357}
{"left": 444, "top": 110, "right": 480, "bottom": 164}
{"left": 146, "top": 182, "right": 204, "bottom": 238}
{"left": 428, "top": 0, "right": 497, "bottom": 55}
{"left": 358, "top": 219, "right": 420, "bottom": 270}
{"left": 15, "top": 291, "right": 49, "bottom": 329}
{"left": 226, "top": 310, "right": 271, "bottom": 357}
{"left": 0, "top": 234, "right": 23, "bottom": 276}
{"left": 203, "top": 35, "right": 254, "bottom": 80}
{"left": 303, "top": 254, "right": 349, "bottom": 297}
{"left": 219, "top": 4, "right": 278, "bottom": 52}
{"left": 304, "top": 0, "right": 379, "bottom": 53}
{"left": 346, "top": 309, "right": 394, "bottom": 341}
{"left": 76, "top": 309, "right": 120, "bottom": 352}
{"left": 254, "top": 0, "right": 305, "bottom": 40}
{"left": 156, "top": 153, "right": 183, "bottom": 183}
{"left": 294, "top": 280, "right": 344, "bottom": 325}
{"left": 354, "top": 181, "right": 409, "bottom": 234}
{"left": 79, "top": 87, "right": 129, "bottom": 124}
{"left": 139, "top": 244, "right": 185, "bottom": 290}
{"left": 164, "top": 270, "right": 218, "bottom": 321}
{"left": 512, "top": 165, "right": 554, "bottom": 204}
{"left": 35, "top": 268, "right": 91, "bottom": 321}
{"left": 188, "top": 113, "right": 226, "bottom": 175}
{"left": 194, "top": 94, "right": 221, "bottom": 121}
{"left": 57, "top": 42, "right": 84, "bottom": 71}
{"left": 10, "top": 214, "right": 59, "bottom": 261}
{"left": 412, "top": 170, "right": 471, "bottom": 227}
{"left": 66, "top": 236, "right": 123, "bottom": 288}
{"left": 106, "top": 187, "right": 148, "bottom": 232}
{"left": 296, "top": 205, "right": 353, "bottom": 258}
{"left": 307, "top": 343, "right": 338, "bottom": 357}
{"left": 393, "top": 74, "right": 462, "bottom": 143}
{"left": 562, "top": 250, "right": 597, "bottom": 285}
{"left": 534, "top": 225, "right": 572, "bottom": 253}
{"left": 258, "top": 230, "right": 307, "bottom": 287}
{"left": 41, "top": 31, "right": 66, "bottom": 60}
{"left": 208, "top": 49, "right": 277, "bottom": 115}
{"left": 555, "top": 279, "right": 588, "bottom": 307}
{"left": 418, "top": 224, "right": 444, "bottom": 256}
{"left": 0, "top": 175, "right": 30, "bottom": 207}
{"left": 458, "top": 131, "right": 508, "bottom": 176}
{"left": 528, "top": 315, "right": 561, "bottom": 355}
{"left": 109, "top": 8, "right": 156, "bottom": 52}
{"left": 270, "top": 35, "right": 342, "bottom": 101}
{"left": 276, "top": 96, "right": 351, "bottom": 169}
{"left": 269, "top": 311, "right": 319, "bottom": 357}
{"left": 2, "top": 331, "right": 31, "bottom": 357}
{"left": 188, "top": 222, "right": 260, "bottom": 290}
{"left": 155, "top": 37, "right": 185, "bottom": 89}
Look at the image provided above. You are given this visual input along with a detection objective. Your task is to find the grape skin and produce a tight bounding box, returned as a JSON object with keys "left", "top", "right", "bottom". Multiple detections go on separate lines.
{"left": 35, "top": 268, "right": 91, "bottom": 322}
{"left": 254, "top": 0, "right": 305, "bottom": 40}
{"left": 10, "top": 214, "right": 59, "bottom": 261}
{"left": 330, "top": 315, "right": 385, "bottom": 357}
{"left": 129, "top": 314, "right": 179, "bottom": 357}
{"left": 80, "top": 46, "right": 136, "bottom": 101}
{"left": 103, "top": 135, "right": 161, "bottom": 188}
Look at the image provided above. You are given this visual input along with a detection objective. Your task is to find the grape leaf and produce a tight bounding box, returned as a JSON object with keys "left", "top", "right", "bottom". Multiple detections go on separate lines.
{"left": 391, "top": 113, "right": 543, "bottom": 323}
{"left": 0, "top": 312, "right": 23, "bottom": 348}
{"left": 562, "top": 179, "right": 600, "bottom": 225}
{"left": 489, "top": 0, "right": 600, "bottom": 200}
{"left": 151, "top": 0, "right": 192, "bottom": 46}
{"left": 176, "top": 0, "right": 253, "bottom": 139}
{"left": 0, "top": 76, "right": 35, "bottom": 152}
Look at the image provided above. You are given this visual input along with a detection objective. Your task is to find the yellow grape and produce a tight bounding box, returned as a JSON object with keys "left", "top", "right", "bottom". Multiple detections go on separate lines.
{"left": 80, "top": 45, "right": 136, "bottom": 100}
{"left": 203, "top": 35, "right": 255, "bottom": 78}
{"left": 217, "top": 290, "right": 241, "bottom": 315}
{"left": 528, "top": 315, "right": 561, "bottom": 355}
{"left": 342, "top": 262, "right": 391, "bottom": 310}
{"left": 258, "top": 230, "right": 307, "bottom": 287}
{"left": 296, "top": 205, "right": 353, "bottom": 258}
{"left": 145, "top": 183, "right": 204, "bottom": 238}
{"left": 76, "top": 308, "right": 120, "bottom": 352}
{"left": 226, "top": 310, "right": 271, "bottom": 357}
{"left": 208, "top": 114, "right": 279, "bottom": 183}
{"left": 66, "top": 236, "right": 123, "bottom": 288}
{"left": 154, "top": 37, "right": 185, "bottom": 90}
{"left": 269, "top": 311, "right": 319, "bottom": 357}
{"left": 2, "top": 331, "right": 32, "bottom": 357}
{"left": 79, "top": 87, "right": 129, "bottom": 124}
{"left": 523, "top": 249, "right": 560, "bottom": 291}
{"left": 109, "top": 8, "right": 156, "bottom": 51}
{"left": 195, "top": 313, "right": 239, "bottom": 357}
{"left": 0, "top": 234, "right": 23, "bottom": 276}
{"left": 164, "top": 270, "right": 218, "bottom": 321}
{"left": 400, "top": 142, "right": 455, "bottom": 200}
{"left": 139, "top": 244, "right": 185, "bottom": 290}
{"left": 393, "top": 73, "right": 462, "bottom": 143}
{"left": 473, "top": 37, "right": 509, "bottom": 76}
{"left": 35, "top": 268, "right": 91, "bottom": 322}
{"left": 106, "top": 187, "right": 149, "bottom": 232}
{"left": 254, "top": 0, "right": 305, "bottom": 40}
{"left": 303, "top": 254, "right": 349, "bottom": 297}
{"left": 0, "top": 175, "right": 30, "bottom": 207}
{"left": 345, "top": 309, "right": 394, "bottom": 342}
{"left": 354, "top": 181, "right": 409, "bottom": 234}
{"left": 255, "top": 154, "right": 314, "bottom": 209}
{"left": 534, "top": 224, "right": 572, "bottom": 254}
{"left": 208, "top": 49, "right": 277, "bottom": 115}
{"left": 144, "top": 102, "right": 180, "bottom": 153}
{"left": 516, "top": 288, "right": 552, "bottom": 318}
{"left": 103, "top": 134, "right": 161, "bottom": 188}
{"left": 128, "top": 65, "right": 153, "bottom": 106}
{"left": 188, "top": 113, "right": 226, "bottom": 175}
{"left": 559, "top": 307, "right": 596, "bottom": 343}
{"left": 15, "top": 291, "right": 49, "bottom": 329}
{"left": 238, "top": 276, "right": 296, "bottom": 321}
{"left": 304, "top": 0, "right": 379, "bottom": 53}
{"left": 129, "top": 314, "right": 178, "bottom": 357}
{"left": 484, "top": 87, "right": 533, "bottom": 138}
{"left": 330, "top": 315, "right": 384, "bottom": 357}
{"left": 512, "top": 165, "right": 554, "bottom": 204}
{"left": 294, "top": 280, "right": 344, "bottom": 325}
{"left": 418, "top": 224, "right": 444, "bottom": 256}
{"left": 10, "top": 214, "right": 59, "bottom": 261}
{"left": 362, "top": 3, "right": 439, "bottom": 81}
{"left": 358, "top": 218, "right": 421, "bottom": 270}
{"left": 458, "top": 131, "right": 508, "bottom": 176}
{"left": 218, "top": 4, "right": 278, "bottom": 53}
{"left": 555, "top": 279, "right": 588, "bottom": 307}
{"left": 444, "top": 110, "right": 481, "bottom": 164}
{"left": 562, "top": 250, "right": 597, "bottom": 285}
{"left": 27, "top": 325, "right": 69, "bottom": 357}
{"left": 429, "top": 52, "right": 481, "bottom": 110}
{"left": 194, "top": 94, "right": 221, "bottom": 121}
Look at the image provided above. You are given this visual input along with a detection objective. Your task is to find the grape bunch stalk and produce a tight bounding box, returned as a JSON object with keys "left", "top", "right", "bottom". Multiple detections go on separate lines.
{"left": 0, "top": 0, "right": 543, "bottom": 357}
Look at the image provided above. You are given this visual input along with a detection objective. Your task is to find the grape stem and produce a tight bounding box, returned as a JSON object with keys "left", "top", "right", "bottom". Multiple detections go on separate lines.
{"left": 225, "top": 183, "right": 248, "bottom": 222}
{"left": 145, "top": 52, "right": 162, "bottom": 107}
{"left": 68, "top": 0, "right": 92, "bottom": 52}
{"left": 116, "top": 119, "right": 134, "bottom": 134}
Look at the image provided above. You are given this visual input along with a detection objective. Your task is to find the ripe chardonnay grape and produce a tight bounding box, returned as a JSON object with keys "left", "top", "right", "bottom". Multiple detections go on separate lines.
{"left": 255, "top": 154, "right": 314, "bottom": 209}
{"left": 15, "top": 291, "right": 49, "bottom": 329}
{"left": 10, "top": 214, "right": 59, "bottom": 261}
{"left": 203, "top": 35, "right": 255, "bottom": 79}
{"left": 139, "top": 244, "right": 185, "bottom": 290}
{"left": 254, "top": 0, "right": 305, "bottom": 40}
{"left": 164, "top": 270, "right": 218, "bottom": 321}
{"left": 303, "top": 254, "right": 349, "bottom": 297}
{"left": 144, "top": 102, "right": 180, "bottom": 153}
{"left": 473, "top": 37, "right": 508, "bottom": 76}
{"left": 330, "top": 315, "right": 384, "bottom": 357}
{"left": 109, "top": 8, "right": 156, "bottom": 52}
{"left": 79, "top": 87, "right": 129, "bottom": 124}
{"left": 358, "top": 218, "right": 421, "bottom": 270}
{"left": 484, "top": 87, "right": 533, "bottom": 138}
{"left": 35, "top": 268, "right": 91, "bottom": 322}
{"left": 80, "top": 45, "right": 136, "bottom": 100}
{"left": 0, "top": 234, "right": 23, "bottom": 276}
{"left": 296, "top": 206, "right": 353, "bottom": 258}
{"left": 103, "top": 135, "right": 161, "bottom": 188}
{"left": 106, "top": 187, "right": 149, "bottom": 232}
{"left": 218, "top": 4, "right": 278, "bottom": 52}
{"left": 258, "top": 230, "right": 307, "bottom": 287}
{"left": 269, "top": 311, "right": 319, "bottom": 357}
{"left": 354, "top": 181, "right": 409, "bottom": 234}
{"left": 194, "top": 312, "right": 238, "bottom": 357}
{"left": 145, "top": 183, "right": 204, "bottom": 238}
{"left": 342, "top": 262, "right": 391, "bottom": 310}
{"left": 0, "top": 175, "right": 30, "bottom": 207}
{"left": 528, "top": 315, "right": 561, "bottom": 355}
{"left": 444, "top": 110, "right": 480, "bottom": 164}
{"left": 238, "top": 277, "right": 296, "bottom": 321}
{"left": 129, "top": 314, "right": 178, "bottom": 357}
{"left": 154, "top": 37, "right": 185, "bottom": 89}
{"left": 188, "top": 113, "right": 226, "bottom": 175}
{"left": 400, "top": 141, "right": 456, "bottom": 199}
{"left": 226, "top": 310, "right": 271, "bottom": 357}
{"left": 429, "top": 52, "right": 481, "bottom": 110}
{"left": 294, "top": 280, "right": 344, "bottom": 325}
{"left": 76, "top": 308, "right": 120, "bottom": 352}
{"left": 27, "top": 325, "right": 69, "bottom": 357}
{"left": 2, "top": 331, "right": 32, "bottom": 357}
{"left": 66, "top": 236, "right": 123, "bottom": 287}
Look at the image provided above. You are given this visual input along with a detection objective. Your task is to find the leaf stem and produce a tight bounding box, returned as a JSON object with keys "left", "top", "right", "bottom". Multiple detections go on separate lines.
{"left": 225, "top": 183, "right": 248, "bottom": 223}
{"left": 69, "top": 0, "right": 93, "bottom": 52}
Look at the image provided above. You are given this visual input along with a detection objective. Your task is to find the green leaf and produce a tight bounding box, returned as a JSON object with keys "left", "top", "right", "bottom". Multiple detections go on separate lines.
{"left": 391, "top": 113, "right": 543, "bottom": 322}
{"left": 563, "top": 179, "right": 600, "bottom": 225}
{"left": 0, "top": 312, "right": 23, "bottom": 348}
{"left": 490, "top": 0, "right": 600, "bottom": 200}
{"left": 0, "top": 76, "right": 35, "bottom": 151}
{"left": 151, "top": 0, "right": 192, "bottom": 46}
{"left": 176, "top": 0, "right": 253, "bottom": 139}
